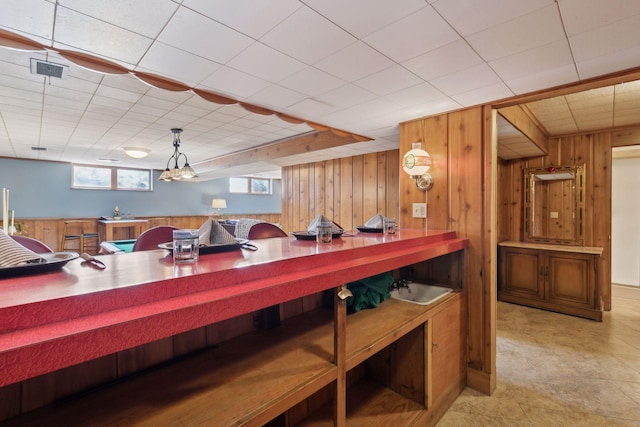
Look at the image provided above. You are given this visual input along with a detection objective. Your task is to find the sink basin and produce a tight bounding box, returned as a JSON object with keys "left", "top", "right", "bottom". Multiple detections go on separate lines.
{"left": 389, "top": 282, "right": 453, "bottom": 305}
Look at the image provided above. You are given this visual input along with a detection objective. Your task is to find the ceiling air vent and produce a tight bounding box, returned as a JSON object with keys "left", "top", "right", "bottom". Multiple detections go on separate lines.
{"left": 30, "top": 58, "right": 69, "bottom": 79}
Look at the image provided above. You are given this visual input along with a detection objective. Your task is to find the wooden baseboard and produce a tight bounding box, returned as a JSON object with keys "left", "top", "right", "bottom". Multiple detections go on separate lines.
{"left": 466, "top": 367, "right": 495, "bottom": 395}
{"left": 612, "top": 284, "right": 640, "bottom": 301}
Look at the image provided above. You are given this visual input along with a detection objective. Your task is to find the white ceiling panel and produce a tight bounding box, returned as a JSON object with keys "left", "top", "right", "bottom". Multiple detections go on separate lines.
{"left": 277, "top": 66, "right": 345, "bottom": 97}
{"left": 402, "top": 39, "right": 483, "bottom": 82}
{"left": 466, "top": 4, "right": 565, "bottom": 61}
{"left": 227, "top": 42, "right": 306, "bottom": 83}
{"left": 363, "top": 6, "right": 459, "bottom": 63}
{"left": 433, "top": 0, "right": 554, "bottom": 36}
{"left": 315, "top": 41, "right": 395, "bottom": 82}
{"left": 158, "top": 7, "right": 253, "bottom": 64}
{"left": 569, "top": 15, "right": 640, "bottom": 63}
{"left": 0, "top": 0, "right": 54, "bottom": 40}
{"left": 261, "top": 7, "right": 356, "bottom": 65}
{"left": 490, "top": 40, "right": 574, "bottom": 82}
{"left": 304, "top": 0, "right": 425, "bottom": 39}
{"left": 559, "top": 0, "right": 640, "bottom": 36}
{"left": 430, "top": 63, "right": 502, "bottom": 96}
{"left": 355, "top": 65, "right": 423, "bottom": 96}
{"left": 504, "top": 63, "right": 579, "bottom": 95}
{"left": 184, "top": 0, "right": 302, "bottom": 39}
{"left": 54, "top": 7, "right": 152, "bottom": 65}
{"left": 200, "top": 66, "right": 271, "bottom": 99}
{"left": 137, "top": 42, "right": 221, "bottom": 86}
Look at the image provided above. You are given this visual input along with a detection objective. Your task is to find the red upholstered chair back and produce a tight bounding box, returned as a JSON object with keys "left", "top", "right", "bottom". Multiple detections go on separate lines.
{"left": 247, "top": 223, "right": 287, "bottom": 240}
{"left": 11, "top": 235, "right": 54, "bottom": 253}
{"left": 132, "top": 226, "right": 179, "bottom": 252}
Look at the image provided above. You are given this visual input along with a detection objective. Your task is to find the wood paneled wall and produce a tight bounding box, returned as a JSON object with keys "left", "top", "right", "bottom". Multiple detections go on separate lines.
{"left": 7, "top": 213, "right": 281, "bottom": 253}
{"left": 281, "top": 151, "right": 399, "bottom": 232}
{"left": 498, "top": 131, "right": 612, "bottom": 309}
{"left": 400, "top": 106, "right": 496, "bottom": 395}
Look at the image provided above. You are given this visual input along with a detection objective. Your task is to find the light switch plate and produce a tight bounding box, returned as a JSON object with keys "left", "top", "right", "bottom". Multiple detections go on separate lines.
{"left": 413, "top": 203, "right": 427, "bottom": 218}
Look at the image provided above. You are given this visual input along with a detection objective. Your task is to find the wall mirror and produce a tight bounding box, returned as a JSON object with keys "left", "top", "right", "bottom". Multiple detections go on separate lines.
{"left": 524, "top": 164, "right": 585, "bottom": 246}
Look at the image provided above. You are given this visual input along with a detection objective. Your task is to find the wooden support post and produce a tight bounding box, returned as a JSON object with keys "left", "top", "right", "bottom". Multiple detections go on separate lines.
{"left": 334, "top": 285, "right": 350, "bottom": 426}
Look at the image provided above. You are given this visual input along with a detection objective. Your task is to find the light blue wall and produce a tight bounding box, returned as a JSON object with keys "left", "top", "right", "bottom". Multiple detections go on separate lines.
{"left": 0, "top": 158, "right": 282, "bottom": 218}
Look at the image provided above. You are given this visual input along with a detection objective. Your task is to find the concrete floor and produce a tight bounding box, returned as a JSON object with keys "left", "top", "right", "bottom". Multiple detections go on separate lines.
{"left": 438, "top": 285, "right": 640, "bottom": 426}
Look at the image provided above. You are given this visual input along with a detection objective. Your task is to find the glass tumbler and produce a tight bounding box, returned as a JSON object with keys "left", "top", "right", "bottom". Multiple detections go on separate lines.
{"left": 383, "top": 218, "right": 396, "bottom": 235}
{"left": 316, "top": 221, "right": 333, "bottom": 244}
{"left": 173, "top": 229, "right": 199, "bottom": 263}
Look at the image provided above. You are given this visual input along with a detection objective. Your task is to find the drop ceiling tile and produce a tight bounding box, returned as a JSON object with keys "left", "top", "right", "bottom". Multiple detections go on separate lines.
{"left": 466, "top": 4, "right": 565, "bottom": 61}
{"left": 54, "top": 7, "right": 153, "bottom": 65}
{"left": 261, "top": 7, "right": 356, "bottom": 64}
{"left": 432, "top": 0, "right": 553, "bottom": 36}
{"left": 430, "top": 63, "right": 501, "bottom": 96}
{"left": 355, "top": 65, "right": 422, "bottom": 96}
{"left": 569, "top": 15, "right": 640, "bottom": 63}
{"left": 491, "top": 40, "right": 574, "bottom": 82}
{"left": 59, "top": 0, "right": 178, "bottom": 38}
{"left": 408, "top": 98, "right": 462, "bottom": 118}
{"left": 504, "top": 63, "right": 578, "bottom": 95}
{"left": 137, "top": 42, "right": 221, "bottom": 86}
{"left": 247, "top": 84, "right": 307, "bottom": 109}
{"left": 0, "top": 0, "right": 55, "bottom": 40}
{"left": 287, "top": 98, "right": 337, "bottom": 118}
{"left": 315, "top": 41, "right": 395, "bottom": 82}
{"left": 364, "top": 6, "right": 459, "bottom": 63}
{"left": 227, "top": 42, "right": 307, "bottom": 83}
{"left": 184, "top": 0, "right": 302, "bottom": 39}
{"left": 382, "top": 82, "right": 446, "bottom": 109}
{"left": 200, "top": 66, "right": 271, "bottom": 99}
{"left": 305, "top": 0, "right": 425, "bottom": 38}
{"left": 314, "top": 84, "right": 376, "bottom": 109}
{"left": 559, "top": 0, "right": 640, "bottom": 36}
{"left": 575, "top": 44, "right": 640, "bottom": 80}
{"left": 158, "top": 7, "right": 253, "bottom": 64}
{"left": 402, "top": 39, "right": 483, "bottom": 82}
{"left": 452, "top": 82, "right": 514, "bottom": 107}
{"left": 95, "top": 85, "right": 144, "bottom": 103}
{"left": 278, "top": 66, "right": 345, "bottom": 97}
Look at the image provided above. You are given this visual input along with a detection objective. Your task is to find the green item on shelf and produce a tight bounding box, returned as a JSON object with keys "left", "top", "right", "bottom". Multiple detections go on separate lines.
{"left": 324, "top": 272, "right": 394, "bottom": 313}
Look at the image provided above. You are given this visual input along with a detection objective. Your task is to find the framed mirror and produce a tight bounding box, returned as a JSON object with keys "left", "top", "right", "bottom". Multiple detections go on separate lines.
{"left": 524, "top": 164, "right": 584, "bottom": 246}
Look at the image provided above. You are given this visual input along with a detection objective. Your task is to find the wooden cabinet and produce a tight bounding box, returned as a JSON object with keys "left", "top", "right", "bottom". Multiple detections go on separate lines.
{"left": 498, "top": 241, "right": 603, "bottom": 321}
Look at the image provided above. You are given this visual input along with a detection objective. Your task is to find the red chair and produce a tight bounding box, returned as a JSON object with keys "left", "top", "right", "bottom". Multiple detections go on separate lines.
{"left": 11, "top": 235, "right": 54, "bottom": 253}
{"left": 132, "top": 226, "right": 178, "bottom": 252}
{"left": 247, "top": 223, "right": 287, "bottom": 240}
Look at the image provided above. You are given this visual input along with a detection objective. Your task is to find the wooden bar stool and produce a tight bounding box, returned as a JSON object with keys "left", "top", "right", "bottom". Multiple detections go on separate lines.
{"left": 60, "top": 220, "right": 99, "bottom": 254}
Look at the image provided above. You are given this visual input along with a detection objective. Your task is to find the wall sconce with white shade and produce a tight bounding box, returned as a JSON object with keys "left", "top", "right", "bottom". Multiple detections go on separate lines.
{"left": 211, "top": 198, "right": 227, "bottom": 216}
{"left": 402, "top": 142, "right": 433, "bottom": 191}
{"left": 123, "top": 147, "right": 150, "bottom": 159}
{"left": 158, "top": 128, "right": 198, "bottom": 181}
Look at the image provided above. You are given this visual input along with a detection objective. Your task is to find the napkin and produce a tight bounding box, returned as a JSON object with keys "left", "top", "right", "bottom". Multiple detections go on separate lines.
{"left": 198, "top": 219, "right": 236, "bottom": 245}
{"left": 0, "top": 229, "right": 46, "bottom": 267}
{"left": 307, "top": 214, "right": 342, "bottom": 233}
{"left": 364, "top": 214, "right": 385, "bottom": 228}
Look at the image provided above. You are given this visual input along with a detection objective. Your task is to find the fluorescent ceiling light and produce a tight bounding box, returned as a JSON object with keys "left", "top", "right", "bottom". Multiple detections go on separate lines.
{"left": 124, "top": 147, "right": 150, "bottom": 159}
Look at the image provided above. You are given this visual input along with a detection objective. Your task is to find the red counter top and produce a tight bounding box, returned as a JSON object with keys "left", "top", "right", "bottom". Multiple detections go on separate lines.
{"left": 0, "top": 229, "right": 467, "bottom": 386}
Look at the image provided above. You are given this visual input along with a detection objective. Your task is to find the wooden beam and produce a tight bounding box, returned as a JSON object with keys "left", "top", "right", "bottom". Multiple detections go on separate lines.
{"left": 195, "top": 131, "right": 370, "bottom": 172}
{"left": 497, "top": 105, "right": 549, "bottom": 154}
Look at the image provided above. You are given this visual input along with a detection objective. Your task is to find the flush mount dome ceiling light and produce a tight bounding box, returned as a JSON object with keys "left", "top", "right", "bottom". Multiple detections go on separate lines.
{"left": 158, "top": 128, "right": 198, "bottom": 181}
{"left": 123, "top": 147, "right": 150, "bottom": 159}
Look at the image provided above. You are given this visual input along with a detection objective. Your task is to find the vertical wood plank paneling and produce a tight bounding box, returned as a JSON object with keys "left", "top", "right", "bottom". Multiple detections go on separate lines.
{"left": 352, "top": 155, "right": 364, "bottom": 228}
{"left": 362, "top": 153, "right": 378, "bottom": 220}
{"left": 573, "top": 135, "right": 593, "bottom": 245}
{"left": 326, "top": 160, "right": 335, "bottom": 223}
{"left": 315, "top": 162, "right": 326, "bottom": 227}
{"left": 592, "top": 133, "right": 612, "bottom": 310}
{"left": 385, "top": 150, "right": 400, "bottom": 220}
{"left": 340, "top": 157, "right": 353, "bottom": 231}
{"left": 447, "top": 107, "right": 484, "bottom": 372}
{"left": 426, "top": 115, "right": 450, "bottom": 231}
{"left": 281, "top": 150, "right": 399, "bottom": 233}
{"left": 377, "top": 152, "right": 387, "bottom": 217}
{"left": 299, "top": 165, "right": 310, "bottom": 230}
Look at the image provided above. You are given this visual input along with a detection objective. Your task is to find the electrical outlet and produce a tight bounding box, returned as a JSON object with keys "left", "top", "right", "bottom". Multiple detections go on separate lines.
{"left": 550, "top": 211, "right": 559, "bottom": 219}
{"left": 412, "top": 203, "right": 427, "bottom": 218}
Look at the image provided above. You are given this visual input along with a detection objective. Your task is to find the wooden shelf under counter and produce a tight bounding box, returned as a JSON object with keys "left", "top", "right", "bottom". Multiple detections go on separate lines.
{"left": 1, "top": 293, "right": 466, "bottom": 427}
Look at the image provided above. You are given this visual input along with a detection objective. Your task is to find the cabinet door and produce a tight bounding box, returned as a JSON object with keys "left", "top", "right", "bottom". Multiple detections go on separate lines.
{"left": 546, "top": 253, "right": 595, "bottom": 308}
{"left": 500, "top": 248, "right": 544, "bottom": 300}
{"left": 431, "top": 295, "right": 466, "bottom": 406}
